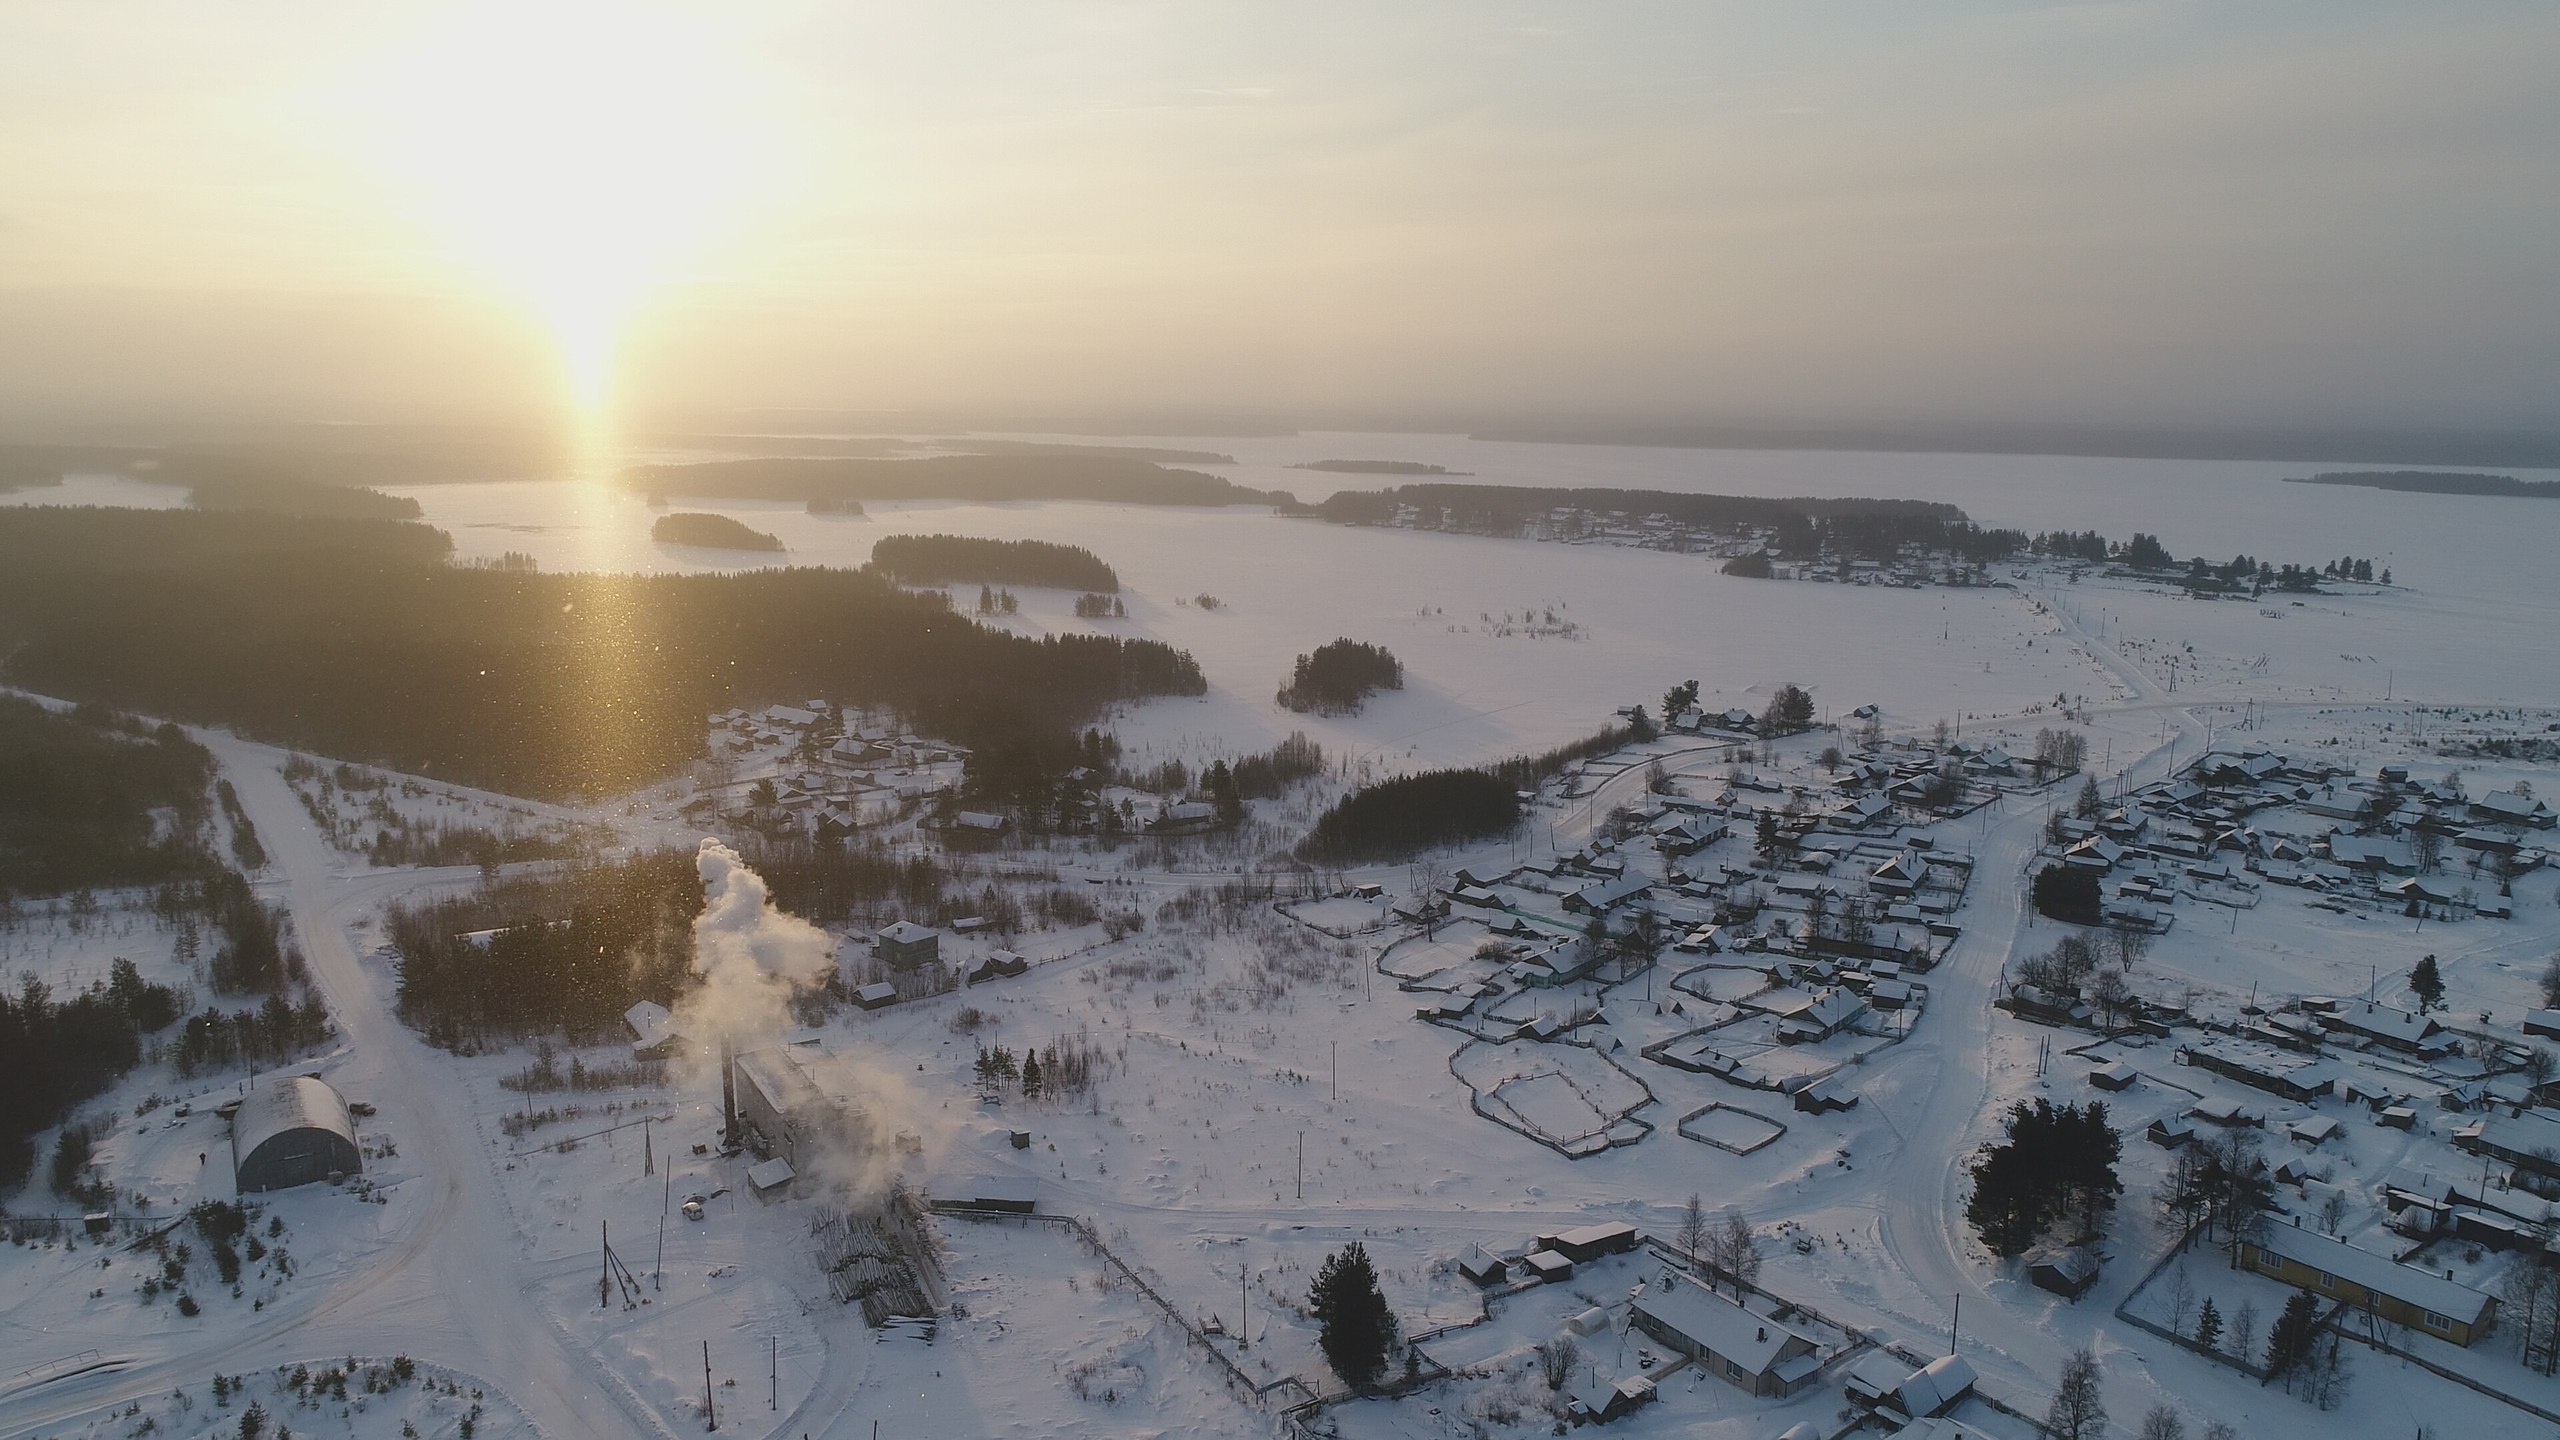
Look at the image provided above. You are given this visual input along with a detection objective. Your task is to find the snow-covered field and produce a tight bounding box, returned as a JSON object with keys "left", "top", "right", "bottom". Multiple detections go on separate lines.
{"left": 10, "top": 436, "right": 2560, "bottom": 1440}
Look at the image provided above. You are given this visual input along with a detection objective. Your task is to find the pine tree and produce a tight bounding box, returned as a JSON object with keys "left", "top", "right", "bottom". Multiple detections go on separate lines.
{"left": 1310, "top": 1242, "right": 1396, "bottom": 1386}
{"left": 2408, "top": 954, "right": 2445, "bottom": 1013}
{"left": 2193, "top": 1295, "right": 2222, "bottom": 1350}
{"left": 1020, "top": 1051, "right": 1042, "bottom": 1099}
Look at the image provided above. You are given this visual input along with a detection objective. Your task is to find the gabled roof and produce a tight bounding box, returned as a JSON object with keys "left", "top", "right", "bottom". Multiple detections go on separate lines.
{"left": 2248, "top": 1223, "right": 2495, "bottom": 1326}
{"left": 879, "top": 920, "right": 937, "bottom": 944}
{"left": 1632, "top": 1276, "right": 1814, "bottom": 1374}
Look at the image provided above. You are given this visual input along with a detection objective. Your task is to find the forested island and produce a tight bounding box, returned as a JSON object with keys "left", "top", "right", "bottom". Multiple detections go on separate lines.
{"left": 1277, "top": 639, "right": 1403, "bottom": 715}
{"left": 2283, "top": 470, "right": 2560, "bottom": 499}
{"left": 0, "top": 508, "right": 1205, "bottom": 800}
{"left": 624, "top": 453, "right": 1289, "bottom": 508}
{"left": 1287, "top": 460, "right": 1469, "bottom": 476}
{"left": 651, "top": 511, "right": 785, "bottom": 550}
{"left": 871, "top": 534, "right": 1119, "bottom": 591}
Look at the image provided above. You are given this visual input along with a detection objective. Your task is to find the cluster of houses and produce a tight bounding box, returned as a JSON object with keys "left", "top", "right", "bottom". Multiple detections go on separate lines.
{"left": 2031, "top": 982, "right": 2560, "bottom": 1349}
{"left": 707, "top": 702, "right": 964, "bottom": 841}
{"left": 2052, "top": 749, "right": 2547, "bottom": 927}
{"left": 1446, "top": 1223, "right": 2004, "bottom": 1435}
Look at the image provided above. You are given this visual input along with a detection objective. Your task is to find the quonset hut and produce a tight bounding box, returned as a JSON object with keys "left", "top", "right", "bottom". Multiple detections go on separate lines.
{"left": 231, "top": 1076, "right": 361, "bottom": 1193}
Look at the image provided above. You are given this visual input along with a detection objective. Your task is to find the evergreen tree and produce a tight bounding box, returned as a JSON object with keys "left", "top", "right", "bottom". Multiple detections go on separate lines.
{"left": 1020, "top": 1050, "right": 1042, "bottom": 1099}
{"left": 1310, "top": 1242, "right": 1396, "bottom": 1386}
{"left": 2265, "top": 1291, "right": 2321, "bottom": 1383}
{"left": 1205, "top": 760, "right": 1243, "bottom": 826}
{"left": 2193, "top": 1295, "right": 2222, "bottom": 1350}
{"left": 2408, "top": 954, "right": 2445, "bottom": 1013}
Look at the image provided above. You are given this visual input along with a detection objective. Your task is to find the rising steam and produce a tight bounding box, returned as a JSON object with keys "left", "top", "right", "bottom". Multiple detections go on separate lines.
{"left": 683, "top": 836, "right": 836, "bottom": 1044}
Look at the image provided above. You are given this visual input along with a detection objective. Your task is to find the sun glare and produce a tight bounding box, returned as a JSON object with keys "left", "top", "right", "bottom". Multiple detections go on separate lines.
{"left": 362, "top": 3, "right": 770, "bottom": 416}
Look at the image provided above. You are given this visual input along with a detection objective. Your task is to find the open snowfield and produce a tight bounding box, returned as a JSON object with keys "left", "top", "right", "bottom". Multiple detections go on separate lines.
{"left": 11, "top": 436, "right": 2560, "bottom": 1439}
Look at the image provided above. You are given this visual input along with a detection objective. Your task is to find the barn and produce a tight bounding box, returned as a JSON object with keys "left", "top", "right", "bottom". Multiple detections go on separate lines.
{"left": 231, "top": 1076, "right": 362, "bottom": 1193}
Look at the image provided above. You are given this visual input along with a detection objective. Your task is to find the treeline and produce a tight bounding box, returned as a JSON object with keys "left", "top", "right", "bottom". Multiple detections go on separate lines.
{"left": 872, "top": 534, "right": 1120, "bottom": 592}
{"left": 1308, "top": 482, "right": 1966, "bottom": 542}
{"left": 1299, "top": 769, "right": 1520, "bottom": 863}
{"left": 0, "top": 697, "right": 220, "bottom": 898}
{"left": 2286, "top": 470, "right": 2559, "bottom": 499}
{"left": 1277, "top": 640, "right": 1402, "bottom": 715}
{"left": 651, "top": 512, "right": 783, "bottom": 550}
{"left": 0, "top": 960, "right": 188, "bottom": 1187}
{"left": 2026, "top": 531, "right": 2387, "bottom": 587}
{"left": 625, "top": 454, "right": 1288, "bottom": 508}
{"left": 185, "top": 474, "right": 425, "bottom": 522}
{"left": 0, "top": 508, "right": 1205, "bottom": 800}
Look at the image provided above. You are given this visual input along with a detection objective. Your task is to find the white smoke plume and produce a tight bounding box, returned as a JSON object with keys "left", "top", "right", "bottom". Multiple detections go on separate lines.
{"left": 674, "top": 838, "right": 943, "bottom": 1203}
{"left": 680, "top": 837, "right": 835, "bottom": 1047}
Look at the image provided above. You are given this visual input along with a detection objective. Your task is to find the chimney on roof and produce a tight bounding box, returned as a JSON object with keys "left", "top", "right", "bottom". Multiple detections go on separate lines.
{"left": 1756, "top": 1326, "right": 1767, "bottom": 1342}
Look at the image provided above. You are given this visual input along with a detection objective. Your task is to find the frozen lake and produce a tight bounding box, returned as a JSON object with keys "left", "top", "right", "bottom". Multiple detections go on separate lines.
{"left": 13, "top": 434, "right": 2558, "bottom": 770}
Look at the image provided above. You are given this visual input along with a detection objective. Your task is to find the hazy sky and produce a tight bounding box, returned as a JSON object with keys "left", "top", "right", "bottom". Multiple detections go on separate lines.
{"left": 3, "top": 2, "right": 2556, "bottom": 434}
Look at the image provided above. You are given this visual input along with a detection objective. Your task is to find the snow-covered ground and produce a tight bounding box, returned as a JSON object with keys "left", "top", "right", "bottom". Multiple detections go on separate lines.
{"left": 11, "top": 436, "right": 2560, "bottom": 1439}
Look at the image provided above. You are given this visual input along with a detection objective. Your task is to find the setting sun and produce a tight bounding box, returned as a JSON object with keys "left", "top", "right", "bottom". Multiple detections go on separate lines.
{"left": 360, "top": 2, "right": 771, "bottom": 413}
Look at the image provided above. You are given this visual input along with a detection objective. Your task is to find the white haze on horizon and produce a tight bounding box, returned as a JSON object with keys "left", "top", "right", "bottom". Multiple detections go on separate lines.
{"left": 0, "top": 3, "right": 2555, "bottom": 437}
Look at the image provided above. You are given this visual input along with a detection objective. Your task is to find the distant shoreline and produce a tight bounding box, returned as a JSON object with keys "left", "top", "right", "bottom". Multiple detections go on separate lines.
{"left": 1287, "top": 460, "right": 1471, "bottom": 476}
{"left": 2282, "top": 470, "right": 2560, "bottom": 499}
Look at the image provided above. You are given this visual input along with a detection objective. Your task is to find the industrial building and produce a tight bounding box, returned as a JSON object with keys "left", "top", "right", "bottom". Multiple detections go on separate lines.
{"left": 231, "top": 1075, "right": 362, "bottom": 1193}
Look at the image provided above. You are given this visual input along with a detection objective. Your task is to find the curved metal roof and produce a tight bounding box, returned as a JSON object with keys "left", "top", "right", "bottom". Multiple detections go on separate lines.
{"left": 231, "top": 1075, "right": 356, "bottom": 1161}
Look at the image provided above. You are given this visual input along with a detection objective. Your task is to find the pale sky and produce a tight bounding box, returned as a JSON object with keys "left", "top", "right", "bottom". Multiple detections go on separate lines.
{"left": 2, "top": 2, "right": 2556, "bottom": 436}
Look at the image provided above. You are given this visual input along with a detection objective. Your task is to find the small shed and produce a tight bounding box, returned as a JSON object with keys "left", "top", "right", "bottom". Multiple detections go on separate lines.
{"left": 1566, "top": 1306, "right": 1613, "bottom": 1337}
{"left": 2087, "top": 1061, "right": 2137, "bottom": 1092}
{"left": 2026, "top": 1245, "right": 2102, "bottom": 1300}
{"left": 1458, "top": 1252, "right": 1509, "bottom": 1287}
{"left": 853, "top": 981, "right": 899, "bottom": 1011}
{"left": 746, "top": 1157, "right": 796, "bottom": 1197}
{"left": 1521, "top": 1249, "right": 1574, "bottom": 1283}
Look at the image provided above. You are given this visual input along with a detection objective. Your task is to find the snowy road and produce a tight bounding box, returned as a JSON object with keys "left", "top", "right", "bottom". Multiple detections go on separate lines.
{"left": 0, "top": 735, "right": 676, "bottom": 1440}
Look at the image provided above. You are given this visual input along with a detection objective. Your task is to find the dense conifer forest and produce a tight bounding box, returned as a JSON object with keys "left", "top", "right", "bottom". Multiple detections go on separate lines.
{"left": 0, "top": 507, "right": 1206, "bottom": 800}
{"left": 184, "top": 473, "right": 425, "bottom": 520}
{"left": 870, "top": 534, "right": 1119, "bottom": 591}
{"left": 1298, "top": 769, "right": 1521, "bottom": 863}
{"left": 0, "top": 698, "right": 221, "bottom": 898}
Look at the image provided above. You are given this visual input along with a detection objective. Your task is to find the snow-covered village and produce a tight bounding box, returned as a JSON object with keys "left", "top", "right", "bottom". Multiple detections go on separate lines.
{"left": 7, "top": 425, "right": 2560, "bottom": 1440}
{"left": 8, "top": 9, "right": 2560, "bottom": 1440}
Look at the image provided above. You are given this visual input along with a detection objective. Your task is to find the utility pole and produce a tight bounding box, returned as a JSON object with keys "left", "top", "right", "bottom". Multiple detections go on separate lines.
{"left": 770, "top": 1335, "right": 777, "bottom": 1410}
{"left": 1331, "top": 1041, "right": 1338, "bottom": 1102}
{"left": 1951, "top": 1292, "right": 1960, "bottom": 1353}
{"left": 601, "top": 1221, "right": 611, "bottom": 1309}
{"left": 703, "top": 1341, "right": 716, "bottom": 1431}
{"left": 1297, "top": 1131, "right": 1304, "bottom": 1200}
{"left": 1239, "top": 1261, "right": 1250, "bottom": 1347}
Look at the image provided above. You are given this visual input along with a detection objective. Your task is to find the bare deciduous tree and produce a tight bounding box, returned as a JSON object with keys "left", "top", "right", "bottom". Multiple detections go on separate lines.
{"left": 2044, "top": 1346, "right": 2107, "bottom": 1440}
{"left": 2139, "top": 1405, "right": 2187, "bottom": 1440}
{"left": 1675, "top": 1193, "right": 1709, "bottom": 1270}
{"left": 1537, "top": 1335, "right": 1579, "bottom": 1390}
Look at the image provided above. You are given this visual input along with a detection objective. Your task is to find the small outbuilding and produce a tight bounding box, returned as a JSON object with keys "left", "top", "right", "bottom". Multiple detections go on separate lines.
{"left": 2026, "top": 1245, "right": 2102, "bottom": 1300}
{"left": 231, "top": 1076, "right": 362, "bottom": 1194}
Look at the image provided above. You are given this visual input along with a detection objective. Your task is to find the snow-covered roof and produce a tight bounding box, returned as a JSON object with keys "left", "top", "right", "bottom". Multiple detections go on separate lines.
{"left": 231, "top": 1076, "right": 356, "bottom": 1168}
{"left": 746, "top": 1157, "right": 795, "bottom": 1190}
{"left": 879, "top": 921, "right": 937, "bottom": 944}
{"left": 1631, "top": 1275, "right": 1814, "bottom": 1375}
{"left": 2248, "top": 1223, "right": 2495, "bottom": 1325}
